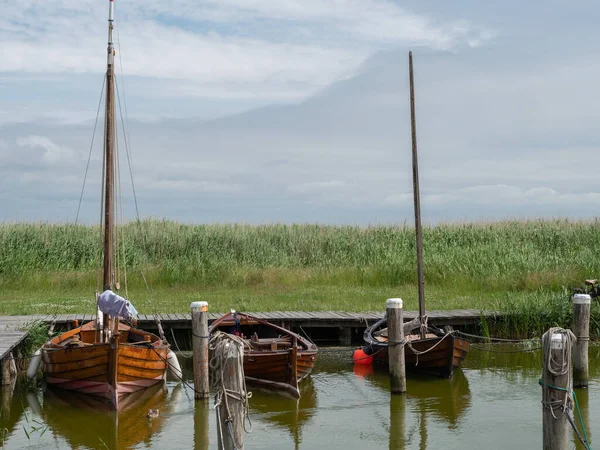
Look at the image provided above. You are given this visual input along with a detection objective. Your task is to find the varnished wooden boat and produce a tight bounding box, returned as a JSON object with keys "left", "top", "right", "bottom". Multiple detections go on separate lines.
{"left": 210, "top": 312, "right": 318, "bottom": 398}
{"left": 42, "top": 320, "right": 169, "bottom": 410}
{"left": 363, "top": 319, "right": 470, "bottom": 378}
{"left": 39, "top": 0, "right": 170, "bottom": 410}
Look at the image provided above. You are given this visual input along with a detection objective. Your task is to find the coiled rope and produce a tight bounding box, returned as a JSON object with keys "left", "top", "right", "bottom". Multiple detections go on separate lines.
{"left": 209, "top": 331, "right": 252, "bottom": 450}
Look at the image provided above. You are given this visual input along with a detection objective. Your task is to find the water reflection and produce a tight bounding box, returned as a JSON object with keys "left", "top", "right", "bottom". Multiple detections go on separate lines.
{"left": 365, "top": 368, "right": 471, "bottom": 428}
{"left": 251, "top": 377, "right": 318, "bottom": 449}
{"left": 39, "top": 382, "right": 179, "bottom": 449}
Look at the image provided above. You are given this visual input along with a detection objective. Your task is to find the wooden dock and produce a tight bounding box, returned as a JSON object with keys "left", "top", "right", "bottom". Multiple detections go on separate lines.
{"left": 0, "top": 309, "right": 490, "bottom": 362}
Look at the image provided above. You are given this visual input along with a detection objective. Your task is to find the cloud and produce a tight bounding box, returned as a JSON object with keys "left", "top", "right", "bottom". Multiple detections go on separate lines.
{"left": 16, "top": 135, "right": 75, "bottom": 165}
{"left": 1, "top": 0, "right": 493, "bottom": 104}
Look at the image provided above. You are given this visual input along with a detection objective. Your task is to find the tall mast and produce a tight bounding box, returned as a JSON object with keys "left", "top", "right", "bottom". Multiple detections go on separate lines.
{"left": 103, "top": 0, "right": 116, "bottom": 291}
{"left": 409, "top": 51, "right": 426, "bottom": 339}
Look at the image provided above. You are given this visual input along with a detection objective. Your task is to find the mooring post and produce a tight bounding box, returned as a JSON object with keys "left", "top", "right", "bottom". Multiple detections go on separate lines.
{"left": 216, "top": 339, "right": 245, "bottom": 450}
{"left": 541, "top": 329, "right": 572, "bottom": 450}
{"left": 387, "top": 298, "right": 406, "bottom": 394}
{"left": 572, "top": 293, "right": 590, "bottom": 388}
{"left": 191, "top": 301, "right": 210, "bottom": 399}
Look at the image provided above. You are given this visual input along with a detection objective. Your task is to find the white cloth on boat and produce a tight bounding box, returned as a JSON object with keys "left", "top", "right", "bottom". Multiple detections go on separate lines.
{"left": 97, "top": 290, "right": 138, "bottom": 322}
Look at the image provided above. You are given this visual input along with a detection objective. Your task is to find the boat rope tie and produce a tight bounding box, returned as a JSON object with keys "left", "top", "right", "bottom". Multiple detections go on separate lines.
{"left": 406, "top": 331, "right": 453, "bottom": 366}
{"left": 538, "top": 379, "right": 591, "bottom": 450}
{"left": 192, "top": 332, "right": 210, "bottom": 339}
{"left": 455, "top": 330, "right": 540, "bottom": 343}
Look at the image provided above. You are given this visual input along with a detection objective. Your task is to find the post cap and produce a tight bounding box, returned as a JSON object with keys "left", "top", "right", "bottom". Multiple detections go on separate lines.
{"left": 573, "top": 293, "right": 591, "bottom": 305}
{"left": 550, "top": 332, "right": 565, "bottom": 350}
{"left": 386, "top": 298, "right": 403, "bottom": 309}
{"left": 190, "top": 301, "right": 209, "bottom": 312}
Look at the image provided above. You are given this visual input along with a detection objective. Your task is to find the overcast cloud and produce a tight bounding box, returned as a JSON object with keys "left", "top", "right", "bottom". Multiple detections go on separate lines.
{"left": 1, "top": 0, "right": 599, "bottom": 224}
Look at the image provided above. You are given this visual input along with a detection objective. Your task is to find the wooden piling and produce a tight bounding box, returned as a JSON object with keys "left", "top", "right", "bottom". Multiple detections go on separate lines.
{"left": 194, "top": 397, "right": 210, "bottom": 450}
{"left": 541, "top": 329, "right": 572, "bottom": 450}
{"left": 191, "top": 301, "right": 210, "bottom": 399}
{"left": 572, "top": 294, "right": 590, "bottom": 388}
{"left": 387, "top": 298, "right": 406, "bottom": 394}
{"left": 216, "top": 340, "right": 245, "bottom": 450}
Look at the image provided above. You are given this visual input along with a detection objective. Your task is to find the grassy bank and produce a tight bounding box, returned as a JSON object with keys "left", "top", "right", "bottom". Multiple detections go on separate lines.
{"left": 1, "top": 219, "right": 599, "bottom": 337}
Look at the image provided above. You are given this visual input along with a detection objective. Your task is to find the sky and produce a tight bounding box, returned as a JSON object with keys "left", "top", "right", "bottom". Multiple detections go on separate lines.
{"left": 1, "top": 0, "right": 600, "bottom": 224}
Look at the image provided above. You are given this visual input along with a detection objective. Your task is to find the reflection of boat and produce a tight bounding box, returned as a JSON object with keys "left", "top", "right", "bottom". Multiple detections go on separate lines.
{"left": 39, "top": 0, "right": 169, "bottom": 410}
{"left": 369, "top": 367, "right": 471, "bottom": 427}
{"left": 363, "top": 319, "right": 470, "bottom": 378}
{"left": 38, "top": 382, "right": 174, "bottom": 450}
{"left": 357, "top": 53, "right": 469, "bottom": 378}
{"left": 251, "top": 377, "right": 318, "bottom": 450}
{"left": 210, "top": 312, "right": 318, "bottom": 398}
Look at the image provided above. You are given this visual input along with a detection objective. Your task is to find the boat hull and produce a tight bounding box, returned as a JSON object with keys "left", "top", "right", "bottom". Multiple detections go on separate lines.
{"left": 371, "top": 334, "right": 470, "bottom": 378}
{"left": 210, "top": 312, "right": 319, "bottom": 398}
{"left": 42, "top": 322, "right": 169, "bottom": 410}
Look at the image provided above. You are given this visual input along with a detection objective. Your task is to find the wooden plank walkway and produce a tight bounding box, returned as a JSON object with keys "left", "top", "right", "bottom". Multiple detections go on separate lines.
{"left": 0, "top": 309, "right": 492, "bottom": 361}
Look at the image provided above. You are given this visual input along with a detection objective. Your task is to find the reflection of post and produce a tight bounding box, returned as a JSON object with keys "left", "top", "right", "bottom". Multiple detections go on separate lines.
{"left": 572, "top": 294, "right": 590, "bottom": 388}
{"left": 387, "top": 298, "right": 406, "bottom": 394}
{"left": 574, "top": 388, "right": 592, "bottom": 450}
{"left": 191, "top": 301, "right": 210, "bottom": 399}
{"left": 194, "top": 400, "right": 210, "bottom": 450}
{"left": 389, "top": 394, "right": 406, "bottom": 450}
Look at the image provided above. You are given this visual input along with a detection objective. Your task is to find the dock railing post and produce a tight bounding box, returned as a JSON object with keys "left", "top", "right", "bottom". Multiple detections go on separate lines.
{"left": 191, "top": 301, "right": 210, "bottom": 399}
{"left": 572, "top": 293, "right": 590, "bottom": 388}
{"left": 387, "top": 298, "right": 406, "bottom": 394}
{"left": 541, "top": 328, "right": 574, "bottom": 450}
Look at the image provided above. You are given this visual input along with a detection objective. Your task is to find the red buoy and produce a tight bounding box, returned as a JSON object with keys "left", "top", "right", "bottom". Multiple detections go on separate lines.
{"left": 353, "top": 348, "right": 373, "bottom": 365}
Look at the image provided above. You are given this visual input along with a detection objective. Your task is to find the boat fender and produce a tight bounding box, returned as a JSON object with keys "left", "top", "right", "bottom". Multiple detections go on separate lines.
{"left": 27, "top": 349, "right": 42, "bottom": 380}
{"left": 353, "top": 348, "right": 373, "bottom": 365}
{"left": 167, "top": 350, "right": 182, "bottom": 380}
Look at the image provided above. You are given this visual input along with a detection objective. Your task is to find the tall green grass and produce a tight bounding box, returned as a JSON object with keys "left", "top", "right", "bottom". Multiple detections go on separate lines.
{"left": 1, "top": 219, "right": 599, "bottom": 336}
{"left": 2, "top": 219, "right": 599, "bottom": 287}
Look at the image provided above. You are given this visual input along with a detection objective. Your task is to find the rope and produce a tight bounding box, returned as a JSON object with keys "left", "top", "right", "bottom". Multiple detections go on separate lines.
{"left": 209, "top": 331, "right": 252, "bottom": 449}
{"left": 538, "top": 379, "right": 591, "bottom": 450}
{"left": 455, "top": 331, "right": 539, "bottom": 343}
{"left": 76, "top": 75, "right": 106, "bottom": 224}
{"left": 540, "top": 328, "right": 576, "bottom": 421}
{"left": 470, "top": 345, "right": 542, "bottom": 354}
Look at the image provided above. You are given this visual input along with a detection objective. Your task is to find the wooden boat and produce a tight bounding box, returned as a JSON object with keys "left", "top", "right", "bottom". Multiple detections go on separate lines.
{"left": 362, "top": 318, "right": 469, "bottom": 378}
{"left": 357, "top": 53, "right": 469, "bottom": 377}
{"left": 209, "top": 312, "right": 318, "bottom": 398}
{"left": 39, "top": 0, "right": 169, "bottom": 410}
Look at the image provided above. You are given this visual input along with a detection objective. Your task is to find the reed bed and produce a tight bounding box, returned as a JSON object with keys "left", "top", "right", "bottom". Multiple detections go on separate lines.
{"left": 1, "top": 219, "right": 599, "bottom": 337}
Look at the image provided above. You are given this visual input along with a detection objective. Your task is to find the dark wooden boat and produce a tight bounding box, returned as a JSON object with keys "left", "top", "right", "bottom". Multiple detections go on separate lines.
{"left": 39, "top": 0, "right": 169, "bottom": 410}
{"left": 363, "top": 318, "right": 469, "bottom": 377}
{"left": 358, "top": 53, "right": 469, "bottom": 377}
{"left": 209, "top": 312, "right": 318, "bottom": 398}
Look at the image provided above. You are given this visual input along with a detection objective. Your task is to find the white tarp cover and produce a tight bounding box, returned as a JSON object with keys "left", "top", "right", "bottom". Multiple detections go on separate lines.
{"left": 97, "top": 290, "right": 138, "bottom": 322}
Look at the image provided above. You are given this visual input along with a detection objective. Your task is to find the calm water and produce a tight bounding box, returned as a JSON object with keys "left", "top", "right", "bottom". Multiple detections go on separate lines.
{"left": 1, "top": 344, "right": 599, "bottom": 449}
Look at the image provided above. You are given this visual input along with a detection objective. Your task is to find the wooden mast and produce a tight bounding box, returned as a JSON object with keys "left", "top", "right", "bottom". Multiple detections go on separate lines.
{"left": 104, "top": 0, "right": 119, "bottom": 409}
{"left": 103, "top": 0, "right": 116, "bottom": 292}
{"left": 408, "top": 51, "right": 426, "bottom": 339}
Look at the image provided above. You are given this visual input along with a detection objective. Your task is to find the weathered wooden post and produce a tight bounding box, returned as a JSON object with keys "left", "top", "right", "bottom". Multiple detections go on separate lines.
{"left": 387, "top": 298, "right": 406, "bottom": 394}
{"left": 213, "top": 335, "right": 246, "bottom": 450}
{"left": 541, "top": 328, "right": 573, "bottom": 450}
{"left": 572, "top": 293, "right": 590, "bottom": 388}
{"left": 191, "top": 301, "right": 210, "bottom": 399}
